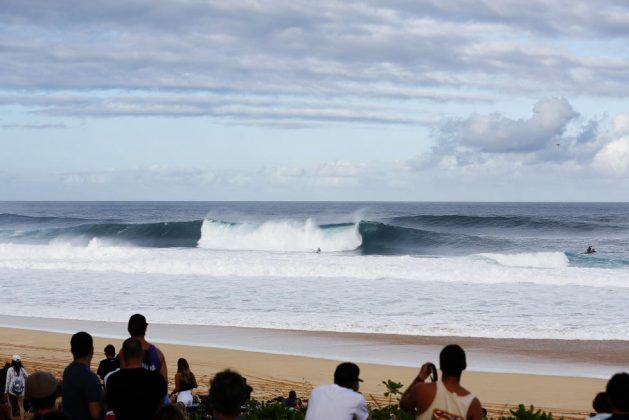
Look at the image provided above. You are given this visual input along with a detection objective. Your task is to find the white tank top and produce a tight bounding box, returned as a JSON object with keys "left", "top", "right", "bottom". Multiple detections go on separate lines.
{"left": 417, "top": 381, "right": 475, "bottom": 420}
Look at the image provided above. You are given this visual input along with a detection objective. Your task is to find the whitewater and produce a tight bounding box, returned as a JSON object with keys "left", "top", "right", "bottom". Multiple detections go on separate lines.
{"left": 1, "top": 201, "right": 629, "bottom": 341}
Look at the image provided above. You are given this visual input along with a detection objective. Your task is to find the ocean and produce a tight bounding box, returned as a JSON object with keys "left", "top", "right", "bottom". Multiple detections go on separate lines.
{"left": 1, "top": 201, "right": 628, "bottom": 341}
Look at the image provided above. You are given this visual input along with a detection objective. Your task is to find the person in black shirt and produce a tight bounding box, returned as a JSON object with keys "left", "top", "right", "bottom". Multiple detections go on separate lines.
{"left": 96, "top": 344, "right": 119, "bottom": 381}
{"left": 106, "top": 338, "right": 167, "bottom": 420}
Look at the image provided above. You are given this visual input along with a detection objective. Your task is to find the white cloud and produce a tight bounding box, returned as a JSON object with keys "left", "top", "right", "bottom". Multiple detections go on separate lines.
{"left": 592, "top": 114, "right": 629, "bottom": 175}
{"left": 439, "top": 98, "right": 578, "bottom": 153}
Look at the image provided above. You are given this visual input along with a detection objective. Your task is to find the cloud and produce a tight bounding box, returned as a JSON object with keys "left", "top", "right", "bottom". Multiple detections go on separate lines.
{"left": 440, "top": 98, "right": 578, "bottom": 153}
{"left": 1, "top": 1, "right": 628, "bottom": 125}
{"left": 592, "top": 114, "right": 629, "bottom": 175}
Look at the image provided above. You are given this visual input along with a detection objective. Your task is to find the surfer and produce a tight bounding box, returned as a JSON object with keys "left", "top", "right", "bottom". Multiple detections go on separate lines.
{"left": 585, "top": 245, "right": 596, "bottom": 254}
{"left": 316, "top": 248, "right": 321, "bottom": 254}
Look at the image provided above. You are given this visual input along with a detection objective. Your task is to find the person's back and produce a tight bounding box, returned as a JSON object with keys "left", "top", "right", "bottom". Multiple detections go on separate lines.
{"left": 96, "top": 345, "right": 119, "bottom": 381}
{"left": 400, "top": 345, "right": 481, "bottom": 420}
{"left": 106, "top": 338, "right": 167, "bottom": 420}
{"left": 305, "top": 362, "right": 368, "bottom": 420}
{"left": 62, "top": 332, "right": 103, "bottom": 420}
{"left": 125, "top": 314, "right": 167, "bottom": 385}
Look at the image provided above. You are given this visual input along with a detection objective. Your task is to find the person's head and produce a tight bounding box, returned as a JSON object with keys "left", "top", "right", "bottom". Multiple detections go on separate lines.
{"left": 11, "top": 354, "right": 23, "bottom": 372}
{"left": 288, "top": 390, "right": 296, "bottom": 399}
{"left": 177, "top": 358, "right": 190, "bottom": 373}
{"left": 153, "top": 404, "right": 186, "bottom": 420}
{"left": 607, "top": 372, "right": 629, "bottom": 413}
{"left": 440, "top": 344, "right": 467, "bottom": 379}
{"left": 25, "top": 371, "right": 58, "bottom": 412}
{"left": 593, "top": 392, "right": 612, "bottom": 413}
{"left": 121, "top": 337, "right": 143, "bottom": 366}
{"left": 128, "top": 313, "right": 148, "bottom": 337}
{"left": 209, "top": 369, "right": 246, "bottom": 418}
{"left": 70, "top": 332, "right": 94, "bottom": 360}
{"left": 104, "top": 344, "right": 116, "bottom": 358}
{"left": 334, "top": 362, "right": 363, "bottom": 391}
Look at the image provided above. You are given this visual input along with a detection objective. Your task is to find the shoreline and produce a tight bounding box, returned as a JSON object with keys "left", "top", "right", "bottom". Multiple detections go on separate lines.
{"left": 0, "top": 325, "right": 610, "bottom": 417}
{"left": 0, "top": 315, "right": 625, "bottom": 379}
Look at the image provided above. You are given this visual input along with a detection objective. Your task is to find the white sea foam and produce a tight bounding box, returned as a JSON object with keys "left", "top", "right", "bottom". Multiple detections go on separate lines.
{"left": 0, "top": 243, "right": 627, "bottom": 288}
{"left": 478, "top": 252, "right": 570, "bottom": 269}
{"left": 197, "top": 218, "right": 362, "bottom": 252}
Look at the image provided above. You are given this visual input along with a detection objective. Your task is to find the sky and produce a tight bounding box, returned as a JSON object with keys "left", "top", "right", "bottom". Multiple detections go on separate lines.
{"left": 1, "top": 0, "right": 629, "bottom": 201}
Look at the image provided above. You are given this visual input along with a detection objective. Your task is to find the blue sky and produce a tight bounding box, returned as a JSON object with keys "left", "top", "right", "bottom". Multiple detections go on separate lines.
{"left": 1, "top": 0, "right": 628, "bottom": 200}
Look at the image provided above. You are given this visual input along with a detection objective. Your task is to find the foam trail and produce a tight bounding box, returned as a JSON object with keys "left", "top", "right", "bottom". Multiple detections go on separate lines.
{"left": 478, "top": 252, "right": 569, "bottom": 269}
{"left": 0, "top": 243, "right": 628, "bottom": 288}
{"left": 197, "top": 218, "right": 362, "bottom": 252}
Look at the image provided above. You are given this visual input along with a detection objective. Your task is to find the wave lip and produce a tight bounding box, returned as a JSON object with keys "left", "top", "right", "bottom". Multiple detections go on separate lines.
{"left": 197, "top": 218, "right": 362, "bottom": 252}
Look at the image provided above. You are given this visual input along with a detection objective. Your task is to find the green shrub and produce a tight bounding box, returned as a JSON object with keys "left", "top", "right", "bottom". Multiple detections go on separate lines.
{"left": 498, "top": 404, "right": 558, "bottom": 420}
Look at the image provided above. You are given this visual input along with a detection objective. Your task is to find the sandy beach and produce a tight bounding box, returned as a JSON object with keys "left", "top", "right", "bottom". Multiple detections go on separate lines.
{"left": 0, "top": 324, "right": 615, "bottom": 419}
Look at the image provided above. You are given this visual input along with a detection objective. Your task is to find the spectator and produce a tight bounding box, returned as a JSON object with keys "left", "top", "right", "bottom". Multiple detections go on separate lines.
{"left": 62, "top": 332, "right": 103, "bottom": 420}
{"left": 173, "top": 358, "right": 197, "bottom": 407}
{"left": 123, "top": 314, "right": 168, "bottom": 385}
{"left": 4, "top": 355, "right": 28, "bottom": 420}
{"left": 208, "top": 369, "right": 247, "bottom": 420}
{"left": 96, "top": 345, "right": 119, "bottom": 381}
{"left": 590, "top": 391, "right": 611, "bottom": 419}
{"left": 106, "top": 337, "right": 167, "bottom": 420}
{"left": 606, "top": 373, "right": 629, "bottom": 420}
{"left": 25, "top": 371, "right": 69, "bottom": 420}
{"left": 305, "top": 362, "right": 369, "bottom": 420}
{"left": 0, "top": 362, "right": 10, "bottom": 420}
{"left": 400, "top": 344, "right": 482, "bottom": 420}
{"left": 153, "top": 405, "right": 186, "bottom": 420}
{"left": 284, "top": 390, "right": 302, "bottom": 409}
{"left": 242, "top": 377, "right": 253, "bottom": 401}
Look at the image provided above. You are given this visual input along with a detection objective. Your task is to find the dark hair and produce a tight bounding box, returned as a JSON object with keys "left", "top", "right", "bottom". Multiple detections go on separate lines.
{"left": 11, "top": 360, "right": 23, "bottom": 375}
{"left": 593, "top": 392, "right": 612, "bottom": 413}
{"left": 128, "top": 314, "right": 148, "bottom": 337}
{"left": 177, "top": 358, "right": 193, "bottom": 383}
{"left": 104, "top": 344, "right": 116, "bottom": 357}
{"left": 288, "top": 390, "right": 297, "bottom": 399}
{"left": 607, "top": 372, "right": 629, "bottom": 412}
{"left": 209, "top": 369, "right": 246, "bottom": 416}
{"left": 70, "top": 332, "right": 93, "bottom": 359}
{"left": 440, "top": 344, "right": 467, "bottom": 378}
{"left": 153, "top": 404, "right": 186, "bottom": 420}
{"left": 334, "top": 362, "right": 361, "bottom": 388}
{"left": 122, "top": 338, "right": 143, "bottom": 363}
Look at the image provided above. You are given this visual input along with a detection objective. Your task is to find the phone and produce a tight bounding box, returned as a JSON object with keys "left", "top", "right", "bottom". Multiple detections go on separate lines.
{"left": 428, "top": 363, "right": 438, "bottom": 382}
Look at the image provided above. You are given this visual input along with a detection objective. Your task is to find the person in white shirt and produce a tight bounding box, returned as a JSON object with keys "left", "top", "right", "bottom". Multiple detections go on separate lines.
{"left": 4, "top": 355, "right": 28, "bottom": 420}
{"left": 400, "top": 344, "right": 482, "bottom": 420}
{"left": 305, "top": 362, "right": 369, "bottom": 420}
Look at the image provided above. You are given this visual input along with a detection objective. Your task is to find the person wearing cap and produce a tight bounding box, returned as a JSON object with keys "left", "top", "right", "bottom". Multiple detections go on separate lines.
{"left": 4, "top": 355, "right": 28, "bottom": 420}
{"left": 304, "top": 362, "right": 369, "bottom": 420}
{"left": 25, "top": 371, "right": 69, "bottom": 420}
{"left": 62, "top": 332, "right": 104, "bottom": 420}
{"left": 121, "top": 314, "right": 168, "bottom": 385}
{"left": 400, "top": 344, "right": 482, "bottom": 420}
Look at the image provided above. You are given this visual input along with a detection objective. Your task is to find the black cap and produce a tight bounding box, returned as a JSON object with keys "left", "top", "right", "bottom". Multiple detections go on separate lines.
{"left": 334, "top": 362, "right": 363, "bottom": 387}
{"left": 128, "top": 314, "right": 148, "bottom": 336}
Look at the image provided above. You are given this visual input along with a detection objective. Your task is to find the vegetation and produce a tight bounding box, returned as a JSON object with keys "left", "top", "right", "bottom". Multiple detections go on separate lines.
{"left": 498, "top": 404, "right": 558, "bottom": 420}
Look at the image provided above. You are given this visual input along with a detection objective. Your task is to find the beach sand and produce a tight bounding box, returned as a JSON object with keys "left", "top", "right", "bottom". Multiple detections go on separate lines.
{"left": 0, "top": 325, "right": 612, "bottom": 419}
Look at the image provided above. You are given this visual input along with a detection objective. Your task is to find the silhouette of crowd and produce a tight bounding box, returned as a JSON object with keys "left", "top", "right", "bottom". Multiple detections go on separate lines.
{"left": 1, "top": 313, "right": 627, "bottom": 420}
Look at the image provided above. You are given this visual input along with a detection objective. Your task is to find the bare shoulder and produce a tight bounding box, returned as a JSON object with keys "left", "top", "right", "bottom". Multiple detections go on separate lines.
{"left": 466, "top": 397, "right": 482, "bottom": 420}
